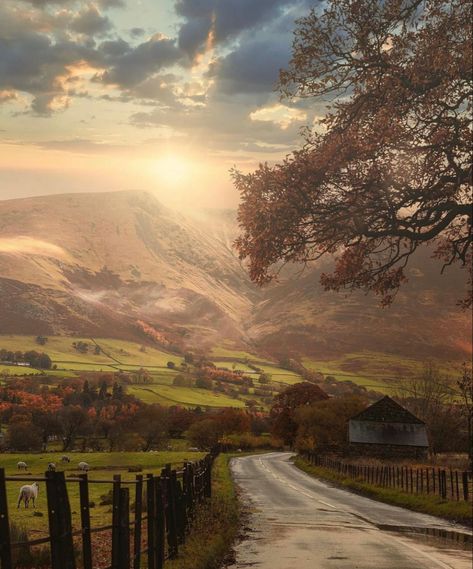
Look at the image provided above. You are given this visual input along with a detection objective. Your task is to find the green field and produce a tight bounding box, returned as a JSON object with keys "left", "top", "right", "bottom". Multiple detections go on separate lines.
{"left": 3, "top": 451, "right": 205, "bottom": 532}
{"left": 0, "top": 335, "right": 181, "bottom": 369}
{"left": 0, "top": 364, "right": 42, "bottom": 376}
{"left": 255, "top": 365, "right": 302, "bottom": 385}
{"left": 128, "top": 385, "right": 245, "bottom": 408}
{"left": 211, "top": 360, "right": 256, "bottom": 373}
{"left": 209, "top": 344, "right": 260, "bottom": 360}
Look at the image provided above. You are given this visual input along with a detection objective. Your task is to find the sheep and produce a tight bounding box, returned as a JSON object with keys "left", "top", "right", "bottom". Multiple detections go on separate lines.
{"left": 17, "top": 482, "right": 39, "bottom": 509}
{"left": 17, "top": 461, "right": 28, "bottom": 471}
{"left": 61, "top": 455, "right": 71, "bottom": 463}
{"left": 78, "top": 461, "right": 90, "bottom": 472}
{"left": 47, "top": 463, "right": 56, "bottom": 472}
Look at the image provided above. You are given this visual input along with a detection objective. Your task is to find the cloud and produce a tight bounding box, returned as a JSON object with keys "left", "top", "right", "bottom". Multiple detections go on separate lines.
{"left": 19, "top": 0, "right": 124, "bottom": 8}
{"left": 129, "top": 27, "right": 145, "bottom": 39}
{"left": 95, "top": 35, "right": 182, "bottom": 88}
{"left": 70, "top": 5, "right": 113, "bottom": 37}
{"left": 250, "top": 103, "right": 307, "bottom": 129}
{"left": 0, "top": 2, "right": 181, "bottom": 113}
{"left": 175, "top": 0, "right": 291, "bottom": 59}
{"left": 209, "top": 36, "right": 291, "bottom": 95}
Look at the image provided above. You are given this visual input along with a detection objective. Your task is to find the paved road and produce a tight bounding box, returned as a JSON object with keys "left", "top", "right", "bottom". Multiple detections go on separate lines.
{"left": 227, "top": 452, "right": 472, "bottom": 569}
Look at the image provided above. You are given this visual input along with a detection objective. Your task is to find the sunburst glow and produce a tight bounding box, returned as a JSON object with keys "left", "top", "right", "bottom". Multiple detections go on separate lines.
{"left": 152, "top": 154, "right": 192, "bottom": 186}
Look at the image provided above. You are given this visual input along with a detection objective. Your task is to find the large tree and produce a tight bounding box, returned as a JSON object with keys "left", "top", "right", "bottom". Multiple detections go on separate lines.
{"left": 270, "top": 382, "right": 329, "bottom": 445}
{"left": 235, "top": 0, "right": 472, "bottom": 306}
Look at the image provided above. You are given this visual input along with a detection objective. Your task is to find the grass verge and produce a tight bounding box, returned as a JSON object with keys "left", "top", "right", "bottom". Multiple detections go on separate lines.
{"left": 294, "top": 456, "right": 472, "bottom": 526}
{"left": 166, "top": 453, "right": 239, "bottom": 569}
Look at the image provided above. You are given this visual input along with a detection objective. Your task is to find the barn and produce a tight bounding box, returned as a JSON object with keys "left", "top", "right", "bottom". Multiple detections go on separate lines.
{"left": 348, "top": 396, "right": 429, "bottom": 459}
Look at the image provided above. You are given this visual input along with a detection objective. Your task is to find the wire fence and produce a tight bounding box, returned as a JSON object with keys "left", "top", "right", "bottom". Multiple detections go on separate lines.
{"left": 301, "top": 451, "right": 472, "bottom": 502}
{"left": 0, "top": 450, "right": 217, "bottom": 569}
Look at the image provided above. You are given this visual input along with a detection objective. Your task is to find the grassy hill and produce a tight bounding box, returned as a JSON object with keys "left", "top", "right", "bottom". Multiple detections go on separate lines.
{"left": 0, "top": 190, "right": 470, "bottom": 364}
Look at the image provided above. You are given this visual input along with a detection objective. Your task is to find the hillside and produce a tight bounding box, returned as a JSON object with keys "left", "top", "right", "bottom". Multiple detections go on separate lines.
{"left": 0, "top": 190, "right": 470, "bottom": 361}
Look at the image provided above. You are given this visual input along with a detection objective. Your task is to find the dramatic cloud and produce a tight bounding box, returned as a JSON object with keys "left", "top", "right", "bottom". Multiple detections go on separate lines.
{"left": 96, "top": 35, "right": 182, "bottom": 88}
{"left": 70, "top": 5, "right": 113, "bottom": 36}
{"left": 175, "top": 0, "right": 292, "bottom": 59}
{"left": 210, "top": 36, "right": 291, "bottom": 95}
{"left": 0, "top": 0, "right": 322, "bottom": 160}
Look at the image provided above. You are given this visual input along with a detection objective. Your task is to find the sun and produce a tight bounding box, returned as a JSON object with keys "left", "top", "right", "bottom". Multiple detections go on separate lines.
{"left": 153, "top": 154, "right": 192, "bottom": 186}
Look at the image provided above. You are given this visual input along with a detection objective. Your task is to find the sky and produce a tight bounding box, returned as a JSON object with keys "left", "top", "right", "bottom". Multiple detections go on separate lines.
{"left": 0, "top": 0, "right": 324, "bottom": 209}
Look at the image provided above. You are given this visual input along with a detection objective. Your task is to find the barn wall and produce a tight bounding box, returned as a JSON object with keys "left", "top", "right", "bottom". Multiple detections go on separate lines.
{"left": 348, "top": 420, "right": 429, "bottom": 447}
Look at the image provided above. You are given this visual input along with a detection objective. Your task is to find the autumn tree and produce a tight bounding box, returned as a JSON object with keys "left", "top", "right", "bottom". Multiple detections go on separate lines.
{"left": 270, "top": 382, "right": 328, "bottom": 445}
{"left": 294, "top": 395, "right": 366, "bottom": 451}
{"left": 235, "top": 0, "right": 472, "bottom": 306}
{"left": 58, "top": 406, "right": 89, "bottom": 451}
{"left": 134, "top": 405, "right": 169, "bottom": 452}
{"left": 188, "top": 419, "right": 221, "bottom": 450}
{"left": 7, "top": 420, "right": 43, "bottom": 451}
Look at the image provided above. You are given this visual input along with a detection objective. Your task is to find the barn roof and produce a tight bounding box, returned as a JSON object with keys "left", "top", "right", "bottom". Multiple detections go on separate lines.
{"left": 350, "top": 396, "right": 424, "bottom": 425}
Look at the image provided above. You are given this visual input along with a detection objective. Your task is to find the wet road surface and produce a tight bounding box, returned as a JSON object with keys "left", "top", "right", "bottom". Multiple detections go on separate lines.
{"left": 227, "top": 452, "right": 472, "bottom": 569}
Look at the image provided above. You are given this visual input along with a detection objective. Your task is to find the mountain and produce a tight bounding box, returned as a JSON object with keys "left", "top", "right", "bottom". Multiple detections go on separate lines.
{"left": 0, "top": 190, "right": 470, "bottom": 360}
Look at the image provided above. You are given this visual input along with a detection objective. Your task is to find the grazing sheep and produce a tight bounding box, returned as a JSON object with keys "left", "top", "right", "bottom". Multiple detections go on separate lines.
{"left": 47, "top": 463, "right": 56, "bottom": 472}
{"left": 17, "top": 482, "right": 39, "bottom": 509}
{"left": 17, "top": 461, "right": 27, "bottom": 471}
{"left": 78, "top": 461, "right": 90, "bottom": 472}
{"left": 61, "top": 455, "right": 71, "bottom": 463}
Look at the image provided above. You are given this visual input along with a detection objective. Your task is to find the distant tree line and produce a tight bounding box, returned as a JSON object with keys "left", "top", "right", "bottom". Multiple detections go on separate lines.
{"left": 0, "top": 349, "right": 52, "bottom": 370}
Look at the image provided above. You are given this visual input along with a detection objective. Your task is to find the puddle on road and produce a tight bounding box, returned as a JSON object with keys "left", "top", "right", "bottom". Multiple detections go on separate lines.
{"left": 377, "top": 524, "right": 472, "bottom": 551}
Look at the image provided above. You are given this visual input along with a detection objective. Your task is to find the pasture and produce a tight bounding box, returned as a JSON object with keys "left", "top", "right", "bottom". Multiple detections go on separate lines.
{"left": 128, "top": 385, "right": 246, "bottom": 408}
{"left": 3, "top": 451, "right": 205, "bottom": 533}
{"left": 0, "top": 335, "right": 182, "bottom": 369}
{"left": 302, "top": 350, "right": 463, "bottom": 394}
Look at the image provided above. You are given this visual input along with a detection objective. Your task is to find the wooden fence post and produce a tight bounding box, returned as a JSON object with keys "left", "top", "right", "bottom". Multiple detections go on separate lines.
{"left": 147, "top": 475, "right": 156, "bottom": 569}
{"left": 204, "top": 456, "right": 212, "bottom": 499}
{"left": 133, "top": 475, "right": 143, "bottom": 569}
{"left": 111, "top": 474, "right": 122, "bottom": 569}
{"left": 441, "top": 470, "right": 447, "bottom": 500}
{"left": 156, "top": 478, "right": 165, "bottom": 569}
{"left": 118, "top": 488, "right": 130, "bottom": 569}
{"left": 0, "top": 468, "right": 12, "bottom": 569}
{"left": 164, "top": 465, "right": 178, "bottom": 559}
{"left": 79, "top": 473, "right": 93, "bottom": 569}
{"left": 45, "top": 470, "right": 76, "bottom": 569}
{"left": 462, "top": 472, "right": 469, "bottom": 501}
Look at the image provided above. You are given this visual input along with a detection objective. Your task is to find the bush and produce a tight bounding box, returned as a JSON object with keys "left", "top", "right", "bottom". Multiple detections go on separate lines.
{"left": 7, "top": 422, "right": 43, "bottom": 451}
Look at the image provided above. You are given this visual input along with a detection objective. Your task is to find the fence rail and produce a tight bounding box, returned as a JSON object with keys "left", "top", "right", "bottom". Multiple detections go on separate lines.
{"left": 301, "top": 451, "right": 472, "bottom": 502}
{"left": 0, "top": 451, "right": 217, "bottom": 569}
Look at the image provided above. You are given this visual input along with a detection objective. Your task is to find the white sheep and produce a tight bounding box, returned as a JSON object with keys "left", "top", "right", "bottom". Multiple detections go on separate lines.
{"left": 17, "top": 461, "right": 28, "bottom": 471}
{"left": 61, "top": 455, "right": 71, "bottom": 463}
{"left": 17, "top": 482, "right": 39, "bottom": 509}
{"left": 48, "top": 463, "right": 56, "bottom": 472}
{"left": 78, "top": 461, "right": 90, "bottom": 472}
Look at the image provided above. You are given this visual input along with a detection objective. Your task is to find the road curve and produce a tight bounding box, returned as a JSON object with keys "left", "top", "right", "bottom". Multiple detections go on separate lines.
{"left": 227, "top": 452, "right": 472, "bottom": 569}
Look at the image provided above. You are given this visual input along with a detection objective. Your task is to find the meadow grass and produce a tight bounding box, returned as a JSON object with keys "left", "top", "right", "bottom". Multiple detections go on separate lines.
{"left": 127, "top": 385, "right": 245, "bottom": 408}
{"left": 3, "top": 451, "right": 205, "bottom": 533}
{"left": 0, "top": 335, "right": 182, "bottom": 370}
{"left": 294, "top": 456, "right": 472, "bottom": 525}
{"left": 255, "top": 364, "right": 302, "bottom": 384}
{"left": 0, "top": 364, "right": 42, "bottom": 376}
{"left": 211, "top": 360, "right": 256, "bottom": 373}
{"left": 209, "top": 345, "right": 260, "bottom": 360}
